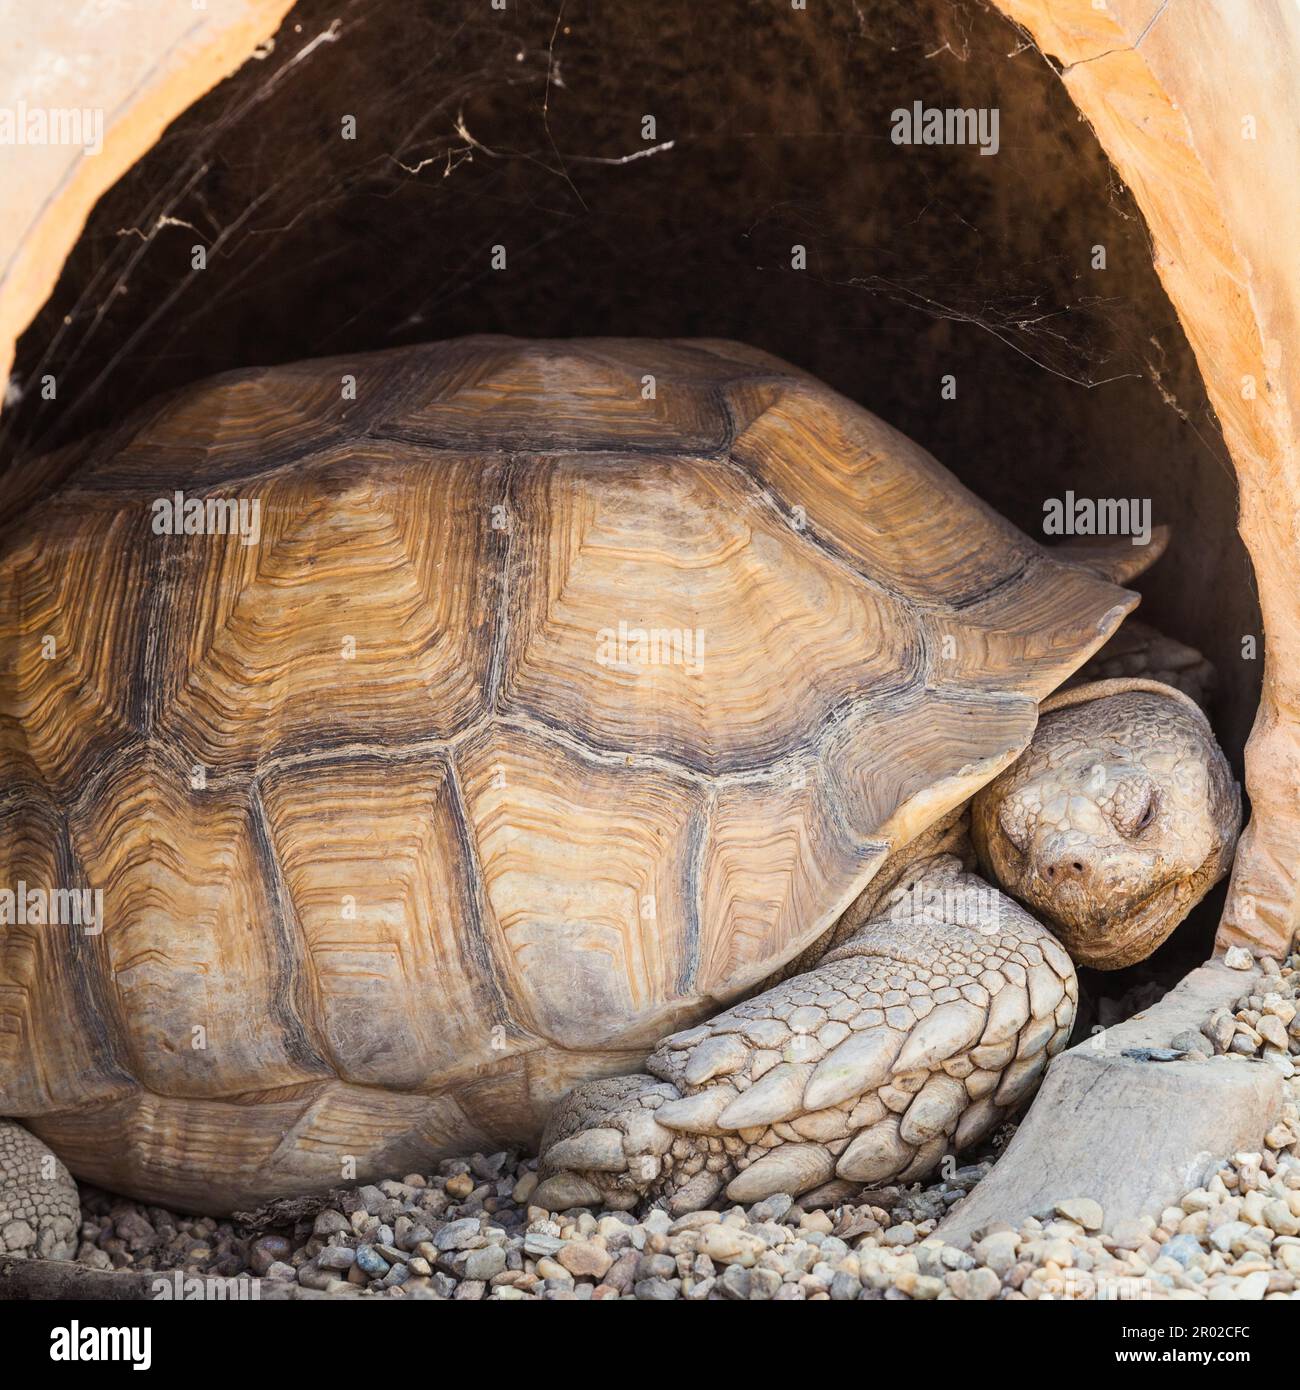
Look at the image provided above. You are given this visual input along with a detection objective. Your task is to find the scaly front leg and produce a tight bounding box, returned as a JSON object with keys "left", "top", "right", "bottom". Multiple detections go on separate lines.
{"left": 535, "top": 859, "right": 1075, "bottom": 1214}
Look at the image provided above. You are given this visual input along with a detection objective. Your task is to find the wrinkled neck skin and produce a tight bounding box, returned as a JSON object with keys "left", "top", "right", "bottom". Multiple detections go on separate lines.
{"left": 971, "top": 684, "right": 1241, "bottom": 970}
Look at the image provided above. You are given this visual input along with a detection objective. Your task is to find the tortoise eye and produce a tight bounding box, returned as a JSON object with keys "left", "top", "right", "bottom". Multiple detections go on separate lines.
{"left": 1129, "top": 794, "right": 1159, "bottom": 835}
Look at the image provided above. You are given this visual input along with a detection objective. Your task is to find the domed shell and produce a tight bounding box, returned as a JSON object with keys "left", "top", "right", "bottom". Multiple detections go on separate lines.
{"left": 0, "top": 337, "right": 1134, "bottom": 1210}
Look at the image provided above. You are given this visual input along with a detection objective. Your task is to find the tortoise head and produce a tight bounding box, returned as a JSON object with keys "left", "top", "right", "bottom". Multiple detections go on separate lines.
{"left": 970, "top": 680, "right": 1241, "bottom": 969}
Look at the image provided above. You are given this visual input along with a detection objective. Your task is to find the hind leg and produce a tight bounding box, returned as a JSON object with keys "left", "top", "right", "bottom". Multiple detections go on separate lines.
{"left": 0, "top": 1120, "right": 80, "bottom": 1260}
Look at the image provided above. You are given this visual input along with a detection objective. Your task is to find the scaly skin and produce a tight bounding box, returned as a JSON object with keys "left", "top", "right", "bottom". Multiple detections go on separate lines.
{"left": 0, "top": 1120, "right": 79, "bottom": 1259}
{"left": 536, "top": 680, "right": 1241, "bottom": 1212}
{"left": 535, "top": 858, "right": 1074, "bottom": 1214}
{"left": 531, "top": 856, "right": 1078, "bottom": 1217}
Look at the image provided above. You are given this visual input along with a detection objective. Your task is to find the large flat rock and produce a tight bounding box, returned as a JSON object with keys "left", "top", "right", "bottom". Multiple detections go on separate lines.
{"left": 937, "top": 960, "right": 1282, "bottom": 1245}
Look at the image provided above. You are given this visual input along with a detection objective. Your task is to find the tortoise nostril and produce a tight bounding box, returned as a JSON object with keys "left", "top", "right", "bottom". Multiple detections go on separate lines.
{"left": 1043, "top": 858, "right": 1087, "bottom": 885}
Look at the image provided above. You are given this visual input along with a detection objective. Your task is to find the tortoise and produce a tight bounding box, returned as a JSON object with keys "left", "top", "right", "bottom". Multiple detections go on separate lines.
{"left": 0, "top": 336, "right": 1238, "bottom": 1250}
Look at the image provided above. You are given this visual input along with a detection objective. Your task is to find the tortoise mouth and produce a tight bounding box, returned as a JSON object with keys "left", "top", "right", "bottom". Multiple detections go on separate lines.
{"left": 1047, "top": 877, "right": 1187, "bottom": 971}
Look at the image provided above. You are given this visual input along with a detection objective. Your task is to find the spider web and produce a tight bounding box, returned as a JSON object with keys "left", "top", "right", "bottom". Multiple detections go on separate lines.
{"left": 1, "top": 0, "right": 1221, "bottom": 480}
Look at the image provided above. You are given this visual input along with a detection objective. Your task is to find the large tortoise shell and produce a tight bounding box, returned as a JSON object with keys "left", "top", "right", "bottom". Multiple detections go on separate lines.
{"left": 0, "top": 337, "right": 1133, "bottom": 1209}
